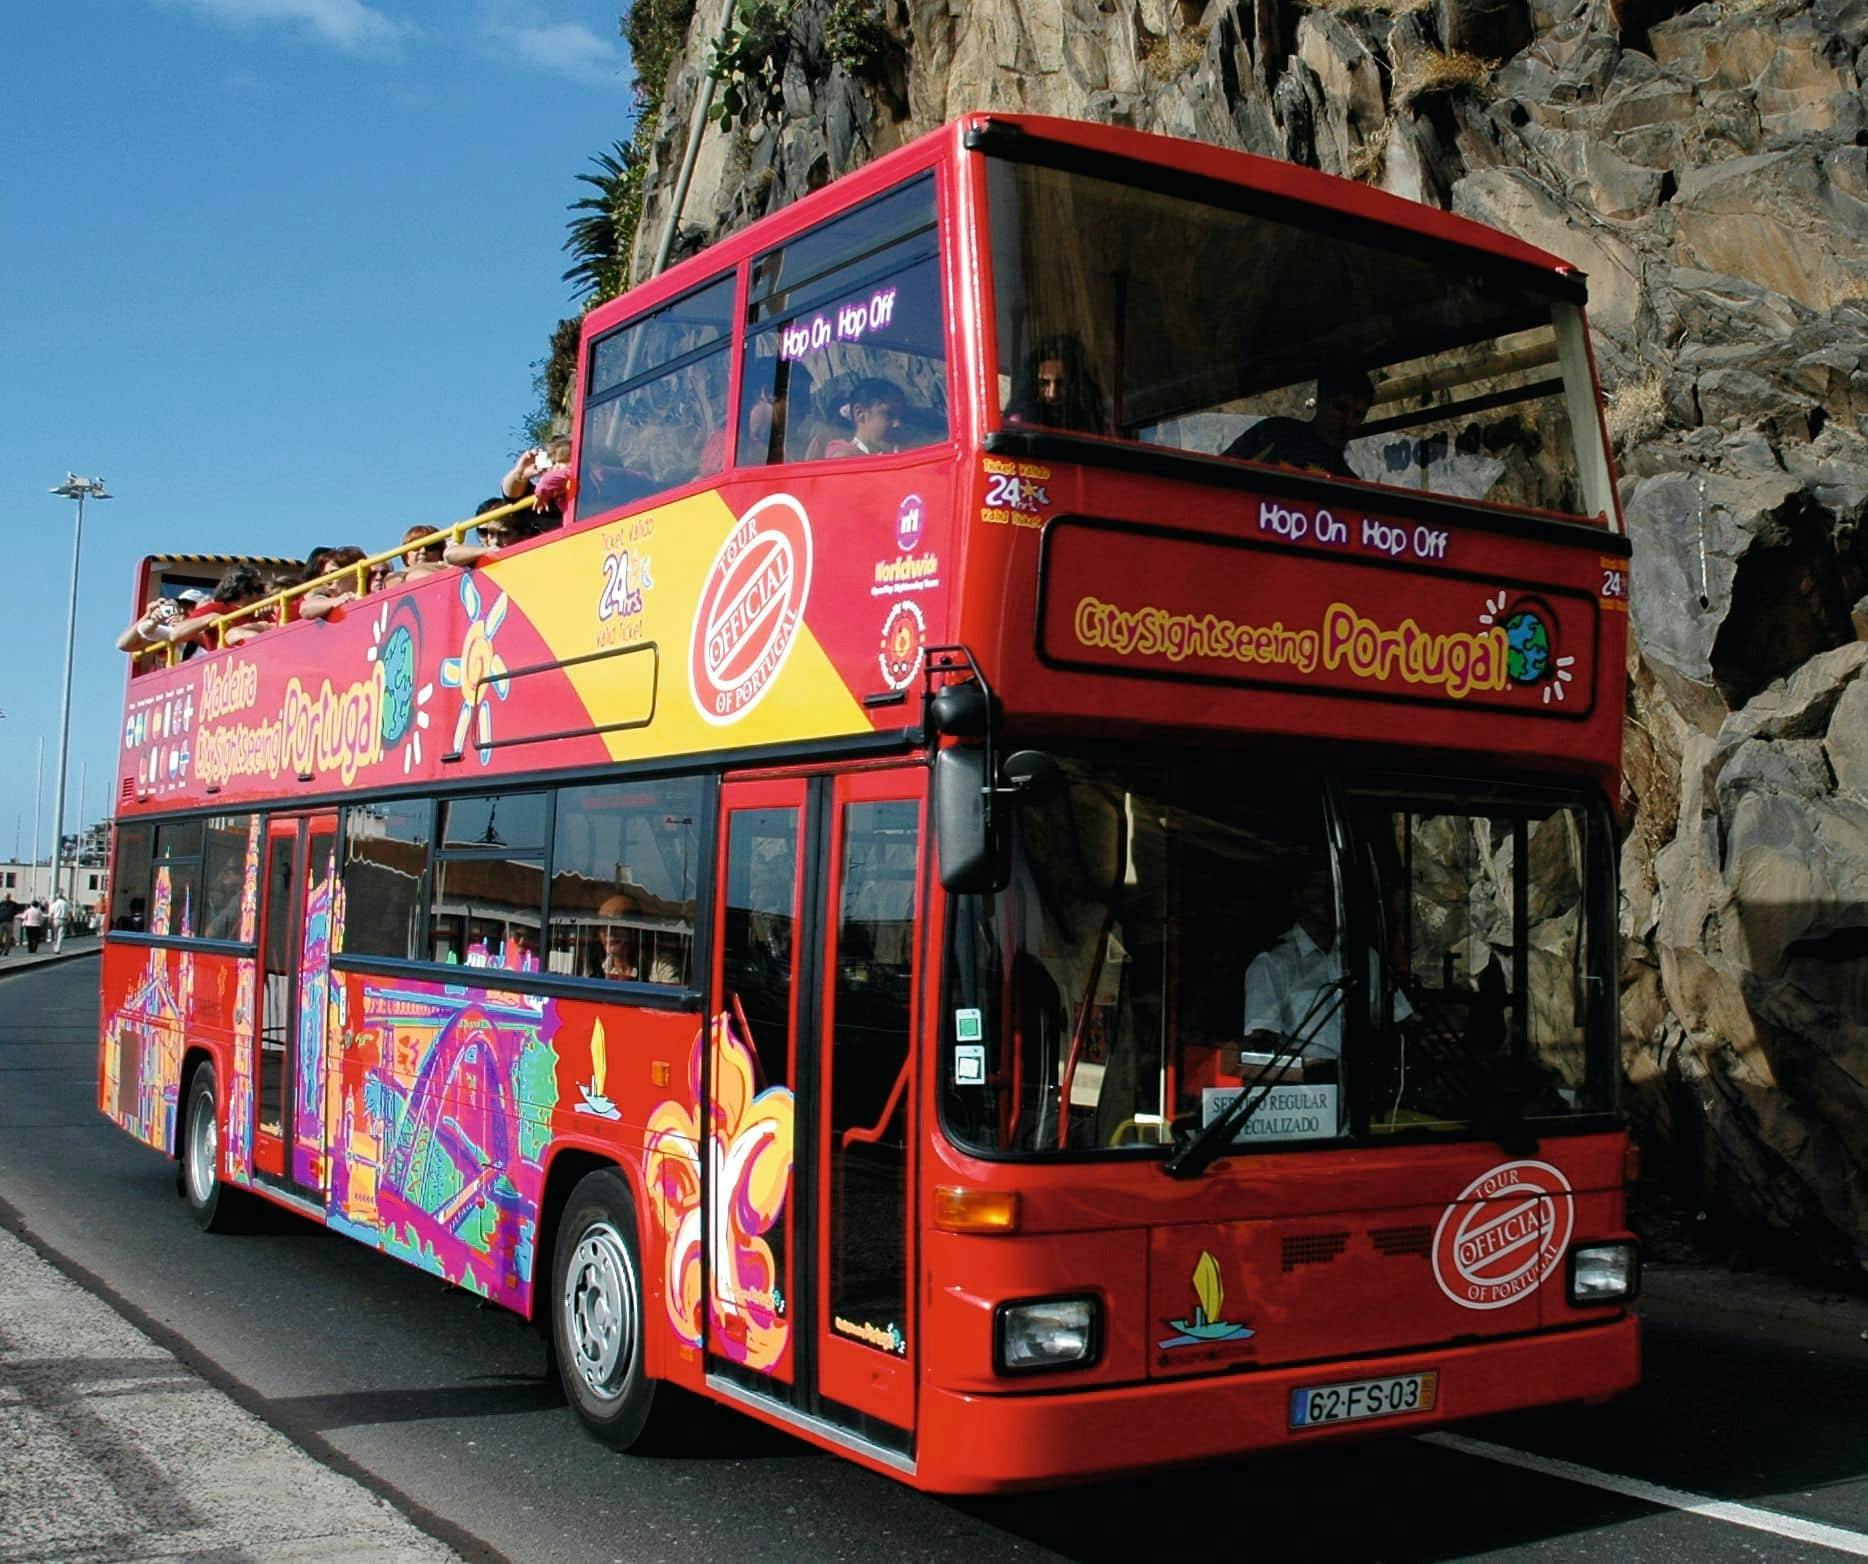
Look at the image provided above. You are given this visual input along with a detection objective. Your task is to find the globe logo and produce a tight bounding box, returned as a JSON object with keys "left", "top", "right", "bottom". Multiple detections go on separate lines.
{"left": 379, "top": 621, "right": 417, "bottom": 745}
{"left": 1503, "top": 608, "right": 1551, "bottom": 685}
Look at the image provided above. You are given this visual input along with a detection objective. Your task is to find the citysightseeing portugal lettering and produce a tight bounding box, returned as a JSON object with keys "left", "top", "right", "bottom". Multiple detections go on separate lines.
{"left": 1432, "top": 1159, "right": 1575, "bottom": 1310}
{"left": 195, "top": 660, "right": 386, "bottom": 790}
{"left": 1319, "top": 602, "right": 1506, "bottom": 701}
{"left": 1074, "top": 597, "right": 1321, "bottom": 674}
{"left": 1072, "top": 595, "right": 1508, "bottom": 701}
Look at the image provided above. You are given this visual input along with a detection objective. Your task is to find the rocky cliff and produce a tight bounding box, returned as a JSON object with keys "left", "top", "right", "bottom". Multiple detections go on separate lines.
{"left": 628, "top": 0, "right": 1868, "bottom": 1272}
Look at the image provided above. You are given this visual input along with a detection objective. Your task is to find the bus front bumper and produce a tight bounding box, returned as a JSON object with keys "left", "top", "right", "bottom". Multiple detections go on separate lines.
{"left": 916, "top": 1313, "right": 1639, "bottom": 1494}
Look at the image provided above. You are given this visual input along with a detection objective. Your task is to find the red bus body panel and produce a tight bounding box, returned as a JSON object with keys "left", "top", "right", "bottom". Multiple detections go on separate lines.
{"left": 102, "top": 113, "right": 1634, "bottom": 1493}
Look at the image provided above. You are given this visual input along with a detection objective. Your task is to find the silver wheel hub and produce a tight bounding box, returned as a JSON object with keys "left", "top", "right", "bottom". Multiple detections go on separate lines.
{"left": 563, "top": 1221, "right": 637, "bottom": 1403}
{"left": 188, "top": 1092, "right": 217, "bottom": 1205}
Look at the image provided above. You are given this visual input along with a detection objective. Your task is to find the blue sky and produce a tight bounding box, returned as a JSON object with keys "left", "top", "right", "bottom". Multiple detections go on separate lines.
{"left": 1, "top": 0, "right": 638, "bottom": 863}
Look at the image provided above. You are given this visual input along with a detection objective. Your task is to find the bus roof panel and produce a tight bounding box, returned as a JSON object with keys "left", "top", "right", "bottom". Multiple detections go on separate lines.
{"left": 590, "top": 115, "right": 1585, "bottom": 346}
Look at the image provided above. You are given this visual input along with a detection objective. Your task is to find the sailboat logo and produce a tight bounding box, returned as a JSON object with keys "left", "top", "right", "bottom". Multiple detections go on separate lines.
{"left": 1158, "top": 1250, "right": 1255, "bottom": 1349}
{"left": 575, "top": 1018, "right": 621, "bottom": 1119}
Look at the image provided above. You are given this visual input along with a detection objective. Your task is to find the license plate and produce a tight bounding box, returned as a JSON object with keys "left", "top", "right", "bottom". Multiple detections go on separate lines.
{"left": 1290, "top": 1370, "right": 1437, "bottom": 1429}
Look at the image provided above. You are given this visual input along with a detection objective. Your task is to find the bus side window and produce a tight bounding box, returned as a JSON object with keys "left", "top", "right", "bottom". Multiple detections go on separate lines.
{"left": 579, "top": 273, "right": 736, "bottom": 519}
{"left": 429, "top": 792, "right": 549, "bottom": 972}
{"left": 339, "top": 800, "right": 433, "bottom": 961}
{"left": 740, "top": 174, "right": 948, "bottom": 468}
{"left": 111, "top": 822, "right": 153, "bottom": 932}
{"left": 152, "top": 819, "right": 204, "bottom": 938}
{"left": 548, "top": 776, "right": 703, "bottom": 987}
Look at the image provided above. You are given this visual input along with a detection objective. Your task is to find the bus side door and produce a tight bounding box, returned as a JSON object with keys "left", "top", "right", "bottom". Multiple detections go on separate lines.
{"left": 709, "top": 768, "right": 924, "bottom": 1451}
{"left": 253, "top": 811, "right": 338, "bottom": 1198}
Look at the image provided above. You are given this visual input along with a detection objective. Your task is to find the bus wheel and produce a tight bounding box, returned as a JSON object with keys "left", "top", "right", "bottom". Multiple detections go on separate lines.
{"left": 179, "top": 1064, "right": 244, "bottom": 1233}
{"left": 552, "top": 1169, "right": 658, "bottom": 1448}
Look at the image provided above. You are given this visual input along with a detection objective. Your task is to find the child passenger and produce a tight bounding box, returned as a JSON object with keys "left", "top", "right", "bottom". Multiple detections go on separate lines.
{"left": 823, "top": 378, "right": 905, "bottom": 458}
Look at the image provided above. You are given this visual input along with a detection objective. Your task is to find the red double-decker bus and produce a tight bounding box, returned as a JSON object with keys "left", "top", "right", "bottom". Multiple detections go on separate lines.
{"left": 101, "top": 114, "right": 1636, "bottom": 1492}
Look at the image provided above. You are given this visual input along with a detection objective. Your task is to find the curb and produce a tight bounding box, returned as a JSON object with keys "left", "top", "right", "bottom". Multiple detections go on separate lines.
{"left": 0, "top": 944, "right": 102, "bottom": 980}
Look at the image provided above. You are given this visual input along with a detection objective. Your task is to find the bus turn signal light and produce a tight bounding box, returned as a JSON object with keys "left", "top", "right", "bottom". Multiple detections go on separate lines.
{"left": 934, "top": 1186, "right": 1019, "bottom": 1233}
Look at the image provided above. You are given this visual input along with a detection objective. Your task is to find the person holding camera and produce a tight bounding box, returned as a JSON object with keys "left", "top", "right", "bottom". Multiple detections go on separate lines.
{"left": 502, "top": 434, "right": 573, "bottom": 527}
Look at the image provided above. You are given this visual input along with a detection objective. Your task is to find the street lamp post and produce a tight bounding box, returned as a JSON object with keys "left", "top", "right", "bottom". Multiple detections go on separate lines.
{"left": 48, "top": 475, "right": 110, "bottom": 908}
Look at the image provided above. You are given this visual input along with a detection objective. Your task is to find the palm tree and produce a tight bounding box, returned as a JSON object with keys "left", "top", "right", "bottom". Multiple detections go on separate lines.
{"left": 563, "top": 140, "right": 638, "bottom": 304}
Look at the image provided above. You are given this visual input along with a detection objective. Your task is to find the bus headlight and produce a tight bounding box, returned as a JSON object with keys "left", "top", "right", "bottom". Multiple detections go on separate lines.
{"left": 1568, "top": 1242, "right": 1639, "bottom": 1305}
{"left": 996, "top": 1296, "right": 1099, "bottom": 1373}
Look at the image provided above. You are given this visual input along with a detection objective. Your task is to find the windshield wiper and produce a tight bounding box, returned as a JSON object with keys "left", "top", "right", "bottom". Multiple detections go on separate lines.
{"left": 1163, "top": 975, "right": 1350, "bottom": 1179}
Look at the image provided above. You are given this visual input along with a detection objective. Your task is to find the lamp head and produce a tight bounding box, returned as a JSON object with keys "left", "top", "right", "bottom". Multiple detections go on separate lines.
{"left": 49, "top": 474, "right": 111, "bottom": 499}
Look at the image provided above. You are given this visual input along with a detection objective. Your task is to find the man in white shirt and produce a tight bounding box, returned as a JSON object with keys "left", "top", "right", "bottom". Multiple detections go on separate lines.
{"left": 1237, "top": 858, "right": 1410, "bottom": 1080}
{"left": 49, "top": 893, "right": 70, "bottom": 954}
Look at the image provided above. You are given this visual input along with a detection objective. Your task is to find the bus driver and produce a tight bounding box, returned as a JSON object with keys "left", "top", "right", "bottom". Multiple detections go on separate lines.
{"left": 1220, "top": 857, "right": 1412, "bottom": 1087}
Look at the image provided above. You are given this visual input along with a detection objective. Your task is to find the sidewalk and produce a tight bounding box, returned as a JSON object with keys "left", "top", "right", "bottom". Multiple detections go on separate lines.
{"left": 0, "top": 933, "right": 102, "bottom": 979}
{"left": 0, "top": 1223, "right": 461, "bottom": 1563}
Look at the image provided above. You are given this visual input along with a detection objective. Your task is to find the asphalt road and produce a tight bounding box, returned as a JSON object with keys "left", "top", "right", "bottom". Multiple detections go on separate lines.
{"left": 6, "top": 956, "right": 1868, "bottom": 1563}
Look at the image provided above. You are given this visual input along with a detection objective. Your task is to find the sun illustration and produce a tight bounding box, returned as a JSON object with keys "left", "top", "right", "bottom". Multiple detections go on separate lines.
{"left": 1478, "top": 590, "right": 1575, "bottom": 704}
{"left": 439, "top": 576, "right": 511, "bottom": 765}
{"left": 366, "top": 603, "right": 436, "bottom": 774}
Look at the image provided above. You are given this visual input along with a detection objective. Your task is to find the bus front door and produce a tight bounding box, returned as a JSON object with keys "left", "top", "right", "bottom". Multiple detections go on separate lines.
{"left": 709, "top": 770, "right": 923, "bottom": 1460}
{"left": 253, "top": 812, "right": 339, "bottom": 1199}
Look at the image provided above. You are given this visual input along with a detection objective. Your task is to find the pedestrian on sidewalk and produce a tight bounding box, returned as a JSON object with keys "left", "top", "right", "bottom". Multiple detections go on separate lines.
{"left": 49, "top": 892, "right": 70, "bottom": 954}
{"left": 20, "top": 899, "right": 45, "bottom": 955}
{"left": 0, "top": 894, "right": 17, "bottom": 957}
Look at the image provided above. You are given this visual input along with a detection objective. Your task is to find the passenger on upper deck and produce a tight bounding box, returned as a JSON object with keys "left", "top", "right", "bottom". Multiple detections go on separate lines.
{"left": 393, "top": 525, "right": 449, "bottom": 583}
{"left": 298, "top": 546, "right": 369, "bottom": 622}
{"left": 823, "top": 378, "right": 905, "bottom": 458}
{"left": 1222, "top": 367, "right": 1374, "bottom": 480}
{"left": 502, "top": 435, "right": 573, "bottom": 527}
{"left": 160, "top": 565, "right": 273, "bottom": 652}
{"left": 116, "top": 589, "right": 208, "bottom": 657}
{"left": 445, "top": 496, "right": 540, "bottom": 570}
{"left": 1005, "top": 335, "right": 1108, "bottom": 434}
{"left": 299, "top": 546, "right": 340, "bottom": 581}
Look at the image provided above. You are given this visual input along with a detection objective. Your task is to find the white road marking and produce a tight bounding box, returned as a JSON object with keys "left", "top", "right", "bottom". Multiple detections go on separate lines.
{"left": 1422, "top": 1432, "right": 1868, "bottom": 1558}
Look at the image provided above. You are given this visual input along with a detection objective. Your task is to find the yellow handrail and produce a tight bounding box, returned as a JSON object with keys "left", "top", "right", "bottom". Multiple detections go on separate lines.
{"left": 160, "top": 495, "right": 537, "bottom": 667}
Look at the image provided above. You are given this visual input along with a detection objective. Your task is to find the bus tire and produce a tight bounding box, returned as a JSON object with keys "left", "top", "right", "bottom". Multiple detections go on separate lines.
{"left": 552, "top": 1168, "right": 659, "bottom": 1448}
{"left": 179, "top": 1063, "right": 245, "bottom": 1233}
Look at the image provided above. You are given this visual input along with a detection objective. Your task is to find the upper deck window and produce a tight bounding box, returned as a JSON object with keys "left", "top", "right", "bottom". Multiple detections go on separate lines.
{"left": 739, "top": 174, "right": 949, "bottom": 465}
{"left": 986, "top": 156, "right": 1595, "bottom": 516}
{"left": 580, "top": 272, "right": 736, "bottom": 519}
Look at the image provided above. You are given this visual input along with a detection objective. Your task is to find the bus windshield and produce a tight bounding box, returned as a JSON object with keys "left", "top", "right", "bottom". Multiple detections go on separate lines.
{"left": 986, "top": 154, "right": 1595, "bottom": 516}
{"left": 940, "top": 754, "right": 1616, "bottom": 1160}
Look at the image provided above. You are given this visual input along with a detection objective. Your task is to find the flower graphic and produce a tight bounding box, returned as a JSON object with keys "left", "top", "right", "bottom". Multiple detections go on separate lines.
{"left": 438, "top": 576, "right": 510, "bottom": 765}
{"left": 642, "top": 1011, "right": 794, "bottom": 1370}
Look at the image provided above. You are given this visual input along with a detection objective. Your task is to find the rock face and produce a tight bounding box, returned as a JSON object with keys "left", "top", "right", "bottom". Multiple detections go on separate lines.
{"left": 630, "top": 0, "right": 1868, "bottom": 1271}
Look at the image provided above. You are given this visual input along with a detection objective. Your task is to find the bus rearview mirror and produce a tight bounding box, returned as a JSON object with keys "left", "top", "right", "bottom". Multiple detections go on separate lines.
{"left": 933, "top": 745, "right": 1003, "bottom": 894}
